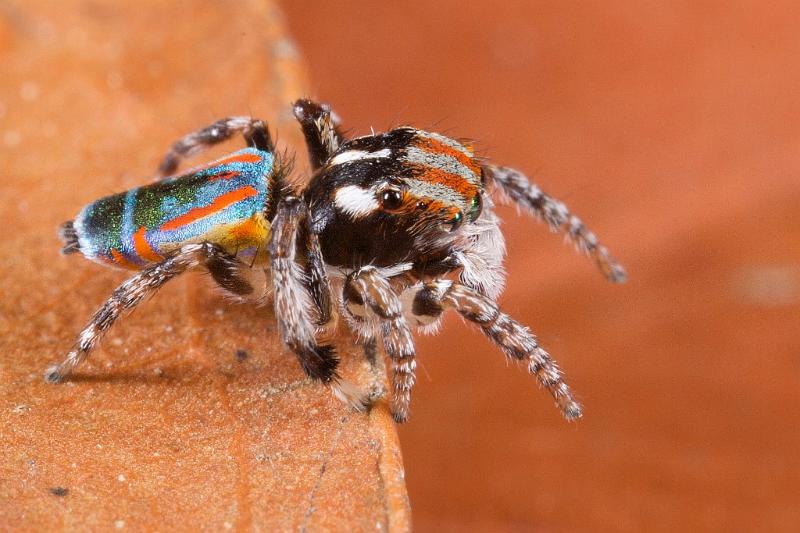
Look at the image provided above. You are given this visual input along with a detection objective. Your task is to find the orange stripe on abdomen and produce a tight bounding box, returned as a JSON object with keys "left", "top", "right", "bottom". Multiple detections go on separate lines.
{"left": 110, "top": 248, "right": 139, "bottom": 270}
{"left": 134, "top": 227, "right": 164, "bottom": 262}
{"left": 160, "top": 186, "right": 259, "bottom": 231}
{"left": 213, "top": 153, "right": 263, "bottom": 166}
{"left": 207, "top": 170, "right": 240, "bottom": 181}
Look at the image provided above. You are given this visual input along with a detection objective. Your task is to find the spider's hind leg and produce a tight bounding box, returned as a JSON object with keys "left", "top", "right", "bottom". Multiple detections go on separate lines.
{"left": 45, "top": 243, "right": 228, "bottom": 383}
{"left": 205, "top": 249, "right": 255, "bottom": 297}
{"left": 158, "top": 117, "right": 275, "bottom": 178}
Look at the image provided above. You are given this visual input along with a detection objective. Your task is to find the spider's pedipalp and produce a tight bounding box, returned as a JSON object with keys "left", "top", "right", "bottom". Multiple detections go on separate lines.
{"left": 483, "top": 164, "right": 626, "bottom": 284}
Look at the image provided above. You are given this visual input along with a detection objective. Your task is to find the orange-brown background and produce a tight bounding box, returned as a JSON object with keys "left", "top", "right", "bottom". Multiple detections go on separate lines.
{"left": 282, "top": 1, "right": 800, "bottom": 531}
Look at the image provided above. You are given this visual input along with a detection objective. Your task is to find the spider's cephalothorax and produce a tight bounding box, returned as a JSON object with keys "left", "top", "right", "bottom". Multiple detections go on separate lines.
{"left": 46, "top": 100, "right": 626, "bottom": 423}
{"left": 306, "top": 127, "right": 484, "bottom": 269}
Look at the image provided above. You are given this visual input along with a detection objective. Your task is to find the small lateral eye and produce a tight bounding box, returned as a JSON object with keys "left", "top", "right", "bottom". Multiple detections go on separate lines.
{"left": 381, "top": 189, "right": 404, "bottom": 211}
{"left": 468, "top": 194, "right": 483, "bottom": 222}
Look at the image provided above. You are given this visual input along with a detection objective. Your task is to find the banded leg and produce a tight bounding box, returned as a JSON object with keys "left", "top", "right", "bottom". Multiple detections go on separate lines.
{"left": 45, "top": 243, "right": 227, "bottom": 383}
{"left": 293, "top": 99, "right": 346, "bottom": 170}
{"left": 412, "top": 280, "right": 583, "bottom": 420}
{"left": 344, "top": 267, "right": 416, "bottom": 423}
{"left": 483, "top": 164, "right": 626, "bottom": 284}
{"left": 158, "top": 117, "right": 275, "bottom": 177}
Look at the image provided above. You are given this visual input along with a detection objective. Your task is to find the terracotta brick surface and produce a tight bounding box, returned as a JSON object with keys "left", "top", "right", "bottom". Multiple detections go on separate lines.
{"left": 0, "top": 1, "right": 409, "bottom": 531}
{"left": 281, "top": 2, "right": 800, "bottom": 531}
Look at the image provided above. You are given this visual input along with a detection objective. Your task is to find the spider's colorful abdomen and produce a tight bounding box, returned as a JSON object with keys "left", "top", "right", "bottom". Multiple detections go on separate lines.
{"left": 70, "top": 147, "right": 274, "bottom": 269}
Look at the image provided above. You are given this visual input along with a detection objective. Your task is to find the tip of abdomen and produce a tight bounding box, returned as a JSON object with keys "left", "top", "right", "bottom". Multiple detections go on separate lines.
{"left": 58, "top": 220, "right": 81, "bottom": 255}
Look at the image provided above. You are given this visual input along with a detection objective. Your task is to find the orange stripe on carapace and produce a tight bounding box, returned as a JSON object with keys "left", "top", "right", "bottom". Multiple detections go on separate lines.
{"left": 409, "top": 165, "right": 480, "bottom": 198}
{"left": 133, "top": 227, "right": 163, "bottom": 262}
{"left": 110, "top": 248, "right": 139, "bottom": 270}
{"left": 160, "top": 186, "right": 259, "bottom": 231}
{"left": 414, "top": 136, "right": 482, "bottom": 176}
{"left": 213, "top": 152, "right": 263, "bottom": 166}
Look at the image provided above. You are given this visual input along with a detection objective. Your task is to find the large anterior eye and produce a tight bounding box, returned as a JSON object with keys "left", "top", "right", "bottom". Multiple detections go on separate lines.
{"left": 380, "top": 189, "right": 404, "bottom": 211}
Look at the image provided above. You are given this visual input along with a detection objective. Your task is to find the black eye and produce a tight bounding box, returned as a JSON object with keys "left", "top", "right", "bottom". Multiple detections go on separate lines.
{"left": 381, "top": 189, "right": 404, "bottom": 211}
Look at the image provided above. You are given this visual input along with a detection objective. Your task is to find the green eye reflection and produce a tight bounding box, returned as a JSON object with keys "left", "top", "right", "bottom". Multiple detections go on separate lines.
{"left": 448, "top": 211, "right": 464, "bottom": 231}
{"left": 467, "top": 194, "right": 483, "bottom": 222}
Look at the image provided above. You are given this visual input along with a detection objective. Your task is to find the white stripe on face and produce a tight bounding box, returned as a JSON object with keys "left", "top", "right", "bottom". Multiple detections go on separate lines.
{"left": 334, "top": 185, "right": 380, "bottom": 218}
{"left": 329, "top": 148, "right": 391, "bottom": 166}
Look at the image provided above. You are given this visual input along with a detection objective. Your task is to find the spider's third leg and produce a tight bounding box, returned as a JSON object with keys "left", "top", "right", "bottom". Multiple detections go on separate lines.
{"left": 344, "top": 267, "right": 417, "bottom": 423}
{"left": 411, "top": 280, "right": 583, "bottom": 420}
{"left": 45, "top": 243, "right": 219, "bottom": 383}
{"left": 483, "top": 164, "right": 626, "bottom": 283}
{"left": 158, "top": 117, "right": 274, "bottom": 177}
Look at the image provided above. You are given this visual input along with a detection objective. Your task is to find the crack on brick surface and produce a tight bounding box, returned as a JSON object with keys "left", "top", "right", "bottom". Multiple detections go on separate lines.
{"left": 300, "top": 414, "right": 348, "bottom": 532}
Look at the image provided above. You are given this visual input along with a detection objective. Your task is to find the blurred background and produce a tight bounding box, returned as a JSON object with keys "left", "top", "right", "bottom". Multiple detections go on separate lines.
{"left": 2, "top": 1, "right": 797, "bottom": 530}
{"left": 281, "top": 1, "right": 799, "bottom": 531}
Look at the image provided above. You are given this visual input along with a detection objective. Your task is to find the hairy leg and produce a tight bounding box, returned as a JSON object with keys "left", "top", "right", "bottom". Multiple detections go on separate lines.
{"left": 483, "top": 164, "right": 626, "bottom": 283}
{"left": 45, "top": 243, "right": 230, "bottom": 383}
{"left": 293, "top": 99, "right": 346, "bottom": 170}
{"left": 268, "top": 198, "right": 342, "bottom": 381}
{"left": 343, "top": 266, "right": 416, "bottom": 423}
{"left": 411, "top": 279, "right": 583, "bottom": 420}
{"left": 205, "top": 249, "right": 256, "bottom": 297}
{"left": 158, "top": 117, "right": 274, "bottom": 177}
